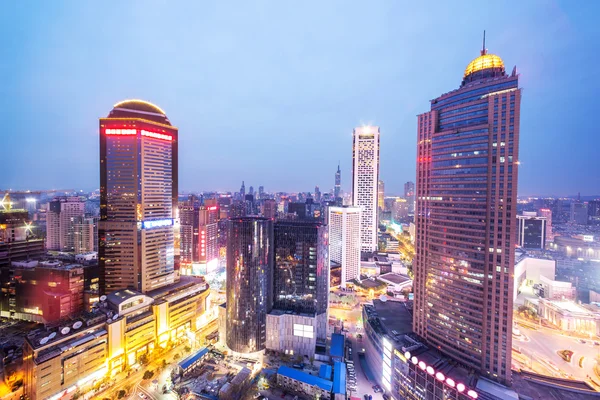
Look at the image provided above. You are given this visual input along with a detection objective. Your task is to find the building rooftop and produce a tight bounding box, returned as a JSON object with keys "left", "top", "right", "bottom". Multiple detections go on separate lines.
{"left": 379, "top": 272, "right": 411, "bottom": 285}
{"left": 546, "top": 299, "right": 592, "bottom": 314}
{"left": 106, "top": 99, "right": 172, "bottom": 126}
{"left": 330, "top": 333, "right": 344, "bottom": 358}
{"left": 277, "top": 366, "right": 333, "bottom": 392}
{"left": 332, "top": 361, "right": 346, "bottom": 395}
{"left": 179, "top": 347, "right": 209, "bottom": 371}
{"left": 319, "top": 364, "right": 332, "bottom": 380}
{"left": 370, "top": 299, "right": 413, "bottom": 336}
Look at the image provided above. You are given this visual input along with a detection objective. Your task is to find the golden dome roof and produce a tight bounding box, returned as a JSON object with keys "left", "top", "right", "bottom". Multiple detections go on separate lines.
{"left": 463, "top": 53, "right": 505, "bottom": 78}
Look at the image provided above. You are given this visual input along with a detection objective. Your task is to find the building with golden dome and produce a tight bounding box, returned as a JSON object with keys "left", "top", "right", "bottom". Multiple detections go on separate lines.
{"left": 99, "top": 99, "right": 179, "bottom": 294}
{"left": 410, "top": 37, "right": 522, "bottom": 392}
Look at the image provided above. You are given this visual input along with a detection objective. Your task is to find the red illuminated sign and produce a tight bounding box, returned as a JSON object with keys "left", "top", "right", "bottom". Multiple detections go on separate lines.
{"left": 208, "top": 206, "right": 217, "bottom": 211}
{"left": 105, "top": 128, "right": 136, "bottom": 135}
{"left": 141, "top": 130, "right": 172, "bottom": 141}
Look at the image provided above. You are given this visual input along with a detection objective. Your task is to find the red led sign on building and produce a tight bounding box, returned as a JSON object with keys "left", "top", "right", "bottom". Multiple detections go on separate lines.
{"left": 104, "top": 128, "right": 173, "bottom": 141}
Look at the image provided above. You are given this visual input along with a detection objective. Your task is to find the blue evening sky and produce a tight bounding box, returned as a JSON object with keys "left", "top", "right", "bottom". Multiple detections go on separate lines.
{"left": 1, "top": 1, "right": 598, "bottom": 196}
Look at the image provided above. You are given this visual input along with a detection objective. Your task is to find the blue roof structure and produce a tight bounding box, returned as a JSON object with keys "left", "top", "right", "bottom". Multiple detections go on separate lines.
{"left": 330, "top": 333, "right": 344, "bottom": 358}
{"left": 333, "top": 361, "right": 346, "bottom": 394}
{"left": 277, "top": 366, "right": 333, "bottom": 392}
{"left": 179, "top": 347, "right": 209, "bottom": 371}
{"left": 319, "top": 364, "right": 332, "bottom": 379}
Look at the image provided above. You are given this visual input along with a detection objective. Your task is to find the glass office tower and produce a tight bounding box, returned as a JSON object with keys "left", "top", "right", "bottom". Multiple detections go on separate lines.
{"left": 413, "top": 43, "right": 521, "bottom": 385}
{"left": 226, "top": 217, "right": 273, "bottom": 353}
{"left": 273, "top": 220, "right": 328, "bottom": 315}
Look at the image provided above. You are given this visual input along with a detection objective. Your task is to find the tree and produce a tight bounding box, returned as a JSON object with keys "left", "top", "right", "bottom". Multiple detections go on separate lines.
{"left": 117, "top": 390, "right": 127, "bottom": 399}
{"left": 162, "top": 359, "right": 167, "bottom": 369}
{"left": 143, "top": 370, "right": 155, "bottom": 380}
{"left": 173, "top": 353, "right": 181, "bottom": 360}
{"left": 138, "top": 353, "right": 149, "bottom": 365}
{"left": 309, "top": 356, "right": 315, "bottom": 366}
{"left": 184, "top": 345, "right": 192, "bottom": 353}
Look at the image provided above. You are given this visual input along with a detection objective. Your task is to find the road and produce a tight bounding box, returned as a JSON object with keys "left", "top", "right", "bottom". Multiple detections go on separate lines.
{"left": 514, "top": 316, "right": 600, "bottom": 384}
{"left": 346, "top": 336, "right": 383, "bottom": 400}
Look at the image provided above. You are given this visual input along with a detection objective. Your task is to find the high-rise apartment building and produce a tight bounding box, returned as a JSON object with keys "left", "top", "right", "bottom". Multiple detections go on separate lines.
{"left": 99, "top": 100, "right": 178, "bottom": 294}
{"left": 73, "top": 216, "right": 96, "bottom": 254}
{"left": 539, "top": 208, "right": 553, "bottom": 243}
{"left": 352, "top": 126, "right": 380, "bottom": 253}
{"left": 328, "top": 206, "right": 361, "bottom": 288}
{"left": 517, "top": 212, "right": 546, "bottom": 249}
{"left": 377, "top": 180, "right": 385, "bottom": 211}
{"left": 46, "top": 197, "right": 86, "bottom": 252}
{"left": 226, "top": 217, "right": 273, "bottom": 354}
{"left": 414, "top": 42, "right": 521, "bottom": 385}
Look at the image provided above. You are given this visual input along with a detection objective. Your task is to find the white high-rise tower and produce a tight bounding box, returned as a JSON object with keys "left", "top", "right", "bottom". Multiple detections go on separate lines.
{"left": 352, "top": 126, "right": 380, "bottom": 253}
{"left": 328, "top": 206, "right": 361, "bottom": 288}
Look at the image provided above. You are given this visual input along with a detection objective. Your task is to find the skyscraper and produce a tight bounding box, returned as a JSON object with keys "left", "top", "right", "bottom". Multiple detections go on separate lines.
{"left": 262, "top": 199, "right": 277, "bottom": 219}
{"left": 328, "top": 206, "right": 361, "bottom": 288}
{"left": 46, "top": 197, "right": 85, "bottom": 252}
{"left": 314, "top": 186, "right": 321, "bottom": 203}
{"left": 377, "top": 180, "right": 385, "bottom": 211}
{"left": 570, "top": 201, "right": 588, "bottom": 225}
{"left": 352, "top": 126, "right": 380, "bottom": 253}
{"left": 240, "top": 181, "right": 246, "bottom": 199}
{"left": 226, "top": 217, "right": 273, "bottom": 354}
{"left": 413, "top": 41, "right": 521, "bottom": 385}
{"left": 99, "top": 100, "right": 178, "bottom": 294}
{"left": 179, "top": 197, "right": 199, "bottom": 265}
{"left": 517, "top": 212, "right": 546, "bottom": 249}
{"left": 199, "top": 201, "right": 219, "bottom": 271}
{"left": 273, "top": 220, "right": 328, "bottom": 315}
{"left": 334, "top": 163, "right": 341, "bottom": 201}
{"left": 266, "top": 220, "right": 329, "bottom": 356}
{"left": 403, "top": 181, "right": 415, "bottom": 198}
{"left": 539, "top": 208, "right": 553, "bottom": 243}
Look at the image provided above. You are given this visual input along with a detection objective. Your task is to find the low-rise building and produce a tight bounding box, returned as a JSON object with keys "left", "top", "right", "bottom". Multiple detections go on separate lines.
{"left": 538, "top": 298, "right": 600, "bottom": 336}
{"left": 266, "top": 310, "right": 327, "bottom": 358}
{"left": 277, "top": 365, "right": 333, "bottom": 399}
{"left": 23, "top": 316, "right": 108, "bottom": 400}
{"left": 23, "top": 276, "right": 211, "bottom": 400}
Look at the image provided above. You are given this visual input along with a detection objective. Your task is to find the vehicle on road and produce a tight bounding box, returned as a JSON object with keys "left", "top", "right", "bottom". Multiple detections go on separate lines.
{"left": 138, "top": 394, "right": 147, "bottom": 399}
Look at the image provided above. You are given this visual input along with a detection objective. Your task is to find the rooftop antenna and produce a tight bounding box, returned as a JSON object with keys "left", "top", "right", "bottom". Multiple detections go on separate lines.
{"left": 481, "top": 30, "right": 487, "bottom": 55}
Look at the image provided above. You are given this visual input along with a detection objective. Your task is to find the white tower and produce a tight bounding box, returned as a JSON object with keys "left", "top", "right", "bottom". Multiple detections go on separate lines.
{"left": 352, "top": 126, "right": 380, "bottom": 253}
{"left": 328, "top": 206, "right": 361, "bottom": 288}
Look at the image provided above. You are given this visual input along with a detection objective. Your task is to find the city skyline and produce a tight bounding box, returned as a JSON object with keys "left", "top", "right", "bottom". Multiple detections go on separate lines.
{"left": 2, "top": 2, "right": 599, "bottom": 196}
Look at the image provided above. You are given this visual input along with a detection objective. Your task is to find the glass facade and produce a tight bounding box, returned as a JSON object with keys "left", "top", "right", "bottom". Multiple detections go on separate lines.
{"left": 414, "top": 53, "right": 521, "bottom": 385}
{"left": 226, "top": 217, "right": 273, "bottom": 353}
{"left": 273, "top": 220, "right": 328, "bottom": 315}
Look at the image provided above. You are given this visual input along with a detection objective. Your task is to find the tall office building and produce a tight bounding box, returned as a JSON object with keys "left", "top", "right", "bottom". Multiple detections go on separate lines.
{"left": 314, "top": 186, "right": 321, "bottom": 203}
{"left": 199, "top": 201, "right": 219, "bottom": 271}
{"left": 334, "top": 164, "right": 341, "bottom": 201}
{"left": 352, "top": 126, "right": 380, "bottom": 253}
{"left": 46, "top": 197, "right": 86, "bottom": 252}
{"left": 328, "top": 206, "right": 361, "bottom": 288}
{"left": 273, "top": 220, "right": 328, "bottom": 314}
{"left": 413, "top": 41, "right": 521, "bottom": 385}
{"left": 539, "top": 208, "right": 553, "bottom": 243}
{"left": 570, "top": 201, "right": 588, "bottom": 225}
{"left": 99, "top": 100, "right": 178, "bottom": 294}
{"left": 179, "top": 197, "right": 199, "bottom": 265}
{"left": 517, "top": 212, "right": 546, "bottom": 249}
{"left": 239, "top": 181, "right": 246, "bottom": 199}
{"left": 404, "top": 181, "right": 415, "bottom": 198}
{"left": 258, "top": 186, "right": 265, "bottom": 200}
{"left": 266, "top": 220, "right": 329, "bottom": 356}
{"left": 377, "top": 180, "right": 385, "bottom": 212}
{"left": 262, "top": 199, "right": 277, "bottom": 219}
{"left": 226, "top": 217, "right": 273, "bottom": 354}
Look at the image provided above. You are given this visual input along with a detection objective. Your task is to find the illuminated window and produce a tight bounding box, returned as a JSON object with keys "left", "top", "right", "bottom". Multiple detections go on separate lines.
{"left": 293, "top": 324, "right": 314, "bottom": 338}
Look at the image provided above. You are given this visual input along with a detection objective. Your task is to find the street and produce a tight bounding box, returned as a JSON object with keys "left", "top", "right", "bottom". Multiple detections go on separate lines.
{"left": 514, "top": 316, "right": 600, "bottom": 385}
